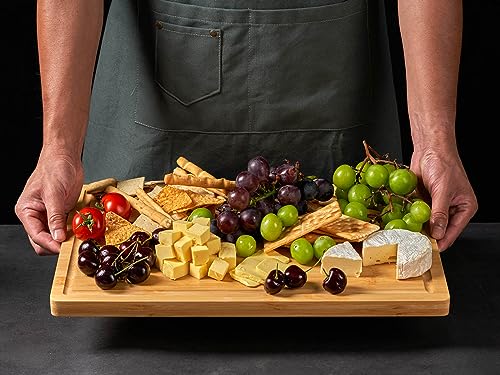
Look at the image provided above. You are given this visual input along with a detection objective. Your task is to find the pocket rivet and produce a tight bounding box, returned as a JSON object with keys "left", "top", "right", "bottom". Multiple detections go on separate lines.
{"left": 209, "top": 30, "right": 218, "bottom": 38}
{"left": 155, "top": 21, "right": 163, "bottom": 29}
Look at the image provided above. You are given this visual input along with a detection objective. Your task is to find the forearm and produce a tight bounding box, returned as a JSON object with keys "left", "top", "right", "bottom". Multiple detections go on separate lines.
{"left": 37, "top": 0, "right": 103, "bottom": 157}
{"left": 398, "top": 0, "right": 463, "bottom": 152}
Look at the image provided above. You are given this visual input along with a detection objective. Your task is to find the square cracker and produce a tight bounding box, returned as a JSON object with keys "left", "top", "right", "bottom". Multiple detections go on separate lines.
{"left": 105, "top": 211, "right": 145, "bottom": 245}
{"left": 318, "top": 214, "right": 380, "bottom": 242}
{"left": 154, "top": 185, "right": 193, "bottom": 213}
{"left": 116, "top": 177, "right": 145, "bottom": 196}
{"left": 174, "top": 191, "right": 225, "bottom": 213}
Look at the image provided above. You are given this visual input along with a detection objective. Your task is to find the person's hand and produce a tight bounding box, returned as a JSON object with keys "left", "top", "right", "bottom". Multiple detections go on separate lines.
{"left": 15, "top": 148, "right": 84, "bottom": 255}
{"left": 410, "top": 146, "right": 478, "bottom": 251}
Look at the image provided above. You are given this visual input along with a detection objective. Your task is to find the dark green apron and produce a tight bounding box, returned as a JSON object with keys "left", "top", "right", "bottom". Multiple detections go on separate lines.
{"left": 84, "top": 0, "right": 402, "bottom": 183}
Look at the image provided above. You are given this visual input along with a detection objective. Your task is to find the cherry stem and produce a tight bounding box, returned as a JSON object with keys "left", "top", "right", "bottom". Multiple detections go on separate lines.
{"left": 305, "top": 257, "right": 322, "bottom": 273}
{"left": 115, "top": 256, "right": 149, "bottom": 276}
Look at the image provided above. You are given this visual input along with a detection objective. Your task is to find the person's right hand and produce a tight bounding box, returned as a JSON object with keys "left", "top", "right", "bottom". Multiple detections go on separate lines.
{"left": 15, "top": 147, "right": 84, "bottom": 255}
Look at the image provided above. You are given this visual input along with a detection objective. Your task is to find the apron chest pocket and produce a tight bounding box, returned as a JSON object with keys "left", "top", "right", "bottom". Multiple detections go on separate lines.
{"left": 154, "top": 21, "right": 222, "bottom": 106}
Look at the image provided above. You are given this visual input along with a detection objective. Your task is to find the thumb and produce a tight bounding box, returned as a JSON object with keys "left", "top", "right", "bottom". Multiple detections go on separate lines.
{"left": 45, "top": 193, "right": 68, "bottom": 243}
{"left": 429, "top": 190, "right": 450, "bottom": 241}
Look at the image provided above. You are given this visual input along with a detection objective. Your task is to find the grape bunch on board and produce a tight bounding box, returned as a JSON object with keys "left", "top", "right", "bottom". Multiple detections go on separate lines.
{"left": 212, "top": 156, "right": 334, "bottom": 257}
{"left": 333, "top": 141, "right": 431, "bottom": 232}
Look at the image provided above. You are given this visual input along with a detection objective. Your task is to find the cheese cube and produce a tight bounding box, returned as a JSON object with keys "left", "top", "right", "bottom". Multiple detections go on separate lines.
{"left": 189, "top": 262, "right": 208, "bottom": 279}
{"left": 191, "top": 245, "right": 209, "bottom": 266}
{"left": 155, "top": 244, "right": 176, "bottom": 269}
{"left": 186, "top": 222, "right": 211, "bottom": 245}
{"left": 174, "top": 236, "right": 193, "bottom": 262}
{"left": 208, "top": 257, "right": 229, "bottom": 281}
{"left": 192, "top": 216, "right": 211, "bottom": 226}
{"left": 162, "top": 259, "right": 189, "bottom": 280}
{"left": 218, "top": 242, "right": 237, "bottom": 270}
{"left": 206, "top": 254, "right": 217, "bottom": 268}
{"left": 173, "top": 220, "right": 193, "bottom": 235}
{"left": 158, "top": 229, "right": 182, "bottom": 245}
{"left": 205, "top": 233, "right": 222, "bottom": 255}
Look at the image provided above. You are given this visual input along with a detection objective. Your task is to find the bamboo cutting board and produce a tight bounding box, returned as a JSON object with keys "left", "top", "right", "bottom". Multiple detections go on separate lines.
{"left": 50, "top": 229, "right": 450, "bottom": 317}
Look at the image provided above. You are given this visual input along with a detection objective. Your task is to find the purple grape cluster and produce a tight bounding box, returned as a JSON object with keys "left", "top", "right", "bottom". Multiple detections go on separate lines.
{"left": 212, "top": 156, "right": 334, "bottom": 243}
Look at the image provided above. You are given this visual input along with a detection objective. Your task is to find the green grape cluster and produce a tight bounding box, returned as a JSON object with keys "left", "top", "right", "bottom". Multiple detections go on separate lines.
{"left": 331, "top": 144, "right": 432, "bottom": 232}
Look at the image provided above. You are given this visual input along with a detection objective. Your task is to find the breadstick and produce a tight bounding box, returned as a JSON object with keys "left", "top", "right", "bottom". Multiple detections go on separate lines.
{"left": 164, "top": 173, "right": 236, "bottom": 190}
{"left": 173, "top": 167, "right": 189, "bottom": 176}
{"left": 176, "top": 157, "right": 228, "bottom": 196}
{"left": 135, "top": 188, "right": 173, "bottom": 220}
{"left": 83, "top": 178, "right": 117, "bottom": 194}
{"left": 105, "top": 186, "right": 172, "bottom": 228}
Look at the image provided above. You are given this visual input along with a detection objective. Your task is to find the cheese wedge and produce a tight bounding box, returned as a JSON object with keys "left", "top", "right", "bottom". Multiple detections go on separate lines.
{"left": 362, "top": 229, "right": 432, "bottom": 280}
{"left": 321, "top": 241, "right": 362, "bottom": 277}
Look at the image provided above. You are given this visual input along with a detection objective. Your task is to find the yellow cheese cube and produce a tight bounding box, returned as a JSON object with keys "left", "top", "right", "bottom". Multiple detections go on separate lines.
{"left": 185, "top": 222, "right": 211, "bottom": 245}
{"left": 206, "top": 234, "right": 222, "bottom": 255}
{"left": 158, "top": 229, "right": 183, "bottom": 245}
{"left": 191, "top": 245, "right": 209, "bottom": 266}
{"left": 208, "top": 257, "right": 229, "bottom": 281}
{"left": 155, "top": 244, "right": 176, "bottom": 269}
{"left": 172, "top": 220, "right": 193, "bottom": 235}
{"left": 162, "top": 259, "right": 189, "bottom": 280}
{"left": 192, "top": 216, "right": 211, "bottom": 226}
{"left": 218, "top": 242, "right": 237, "bottom": 270}
{"left": 189, "top": 262, "right": 208, "bottom": 279}
{"left": 174, "top": 236, "right": 193, "bottom": 262}
{"left": 206, "top": 254, "right": 217, "bottom": 267}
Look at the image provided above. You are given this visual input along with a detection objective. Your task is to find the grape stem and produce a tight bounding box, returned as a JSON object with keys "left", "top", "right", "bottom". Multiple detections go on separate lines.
{"left": 361, "top": 140, "right": 409, "bottom": 169}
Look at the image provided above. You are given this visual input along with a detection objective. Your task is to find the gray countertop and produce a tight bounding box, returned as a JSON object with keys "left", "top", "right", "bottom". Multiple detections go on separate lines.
{"left": 1, "top": 223, "right": 499, "bottom": 375}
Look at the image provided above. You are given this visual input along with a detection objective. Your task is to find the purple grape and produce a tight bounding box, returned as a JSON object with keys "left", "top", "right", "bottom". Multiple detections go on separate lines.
{"left": 216, "top": 211, "right": 240, "bottom": 234}
{"left": 236, "top": 171, "right": 260, "bottom": 194}
{"left": 210, "top": 218, "right": 223, "bottom": 236}
{"left": 255, "top": 199, "right": 275, "bottom": 216}
{"left": 239, "top": 208, "right": 263, "bottom": 232}
{"left": 216, "top": 203, "right": 233, "bottom": 215}
{"left": 268, "top": 166, "right": 278, "bottom": 183}
{"left": 314, "top": 178, "right": 334, "bottom": 201}
{"left": 277, "top": 185, "right": 301, "bottom": 206}
{"left": 298, "top": 179, "right": 319, "bottom": 201}
{"left": 247, "top": 156, "right": 270, "bottom": 183}
{"left": 227, "top": 187, "right": 250, "bottom": 211}
{"left": 276, "top": 163, "right": 299, "bottom": 185}
{"left": 296, "top": 200, "right": 308, "bottom": 215}
{"left": 78, "top": 249, "right": 99, "bottom": 276}
{"left": 225, "top": 228, "right": 245, "bottom": 244}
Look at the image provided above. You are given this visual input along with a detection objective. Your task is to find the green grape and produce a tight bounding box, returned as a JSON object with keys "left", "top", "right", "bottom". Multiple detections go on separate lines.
{"left": 384, "top": 163, "right": 396, "bottom": 174}
{"left": 355, "top": 161, "right": 371, "bottom": 184}
{"left": 385, "top": 218, "right": 407, "bottom": 230}
{"left": 290, "top": 238, "right": 315, "bottom": 265}
{"left": 313, "top": 235, "right": 336, "bottom": 260}
{"left": 277, "top": 205, "right": 299, "bottom": 227}
{"left": 388, "top": 168, "right": 418, "bottom": 195}
{"left": 347, "top": 183, "right": 372, "bottom": 207}
{"left": 188, "top": 207, "right": 213, "bottom": 221}
{"left": 338, "top": 198, "right": 349, "bottom": 213}
{"left": 381, "top": 203, "right": 405, "bottom": 225}
{"left": 260, "top": 213, "right": 283, "bottom": 241}
{"left": 335, "top": 187, "right": 349, "bottom": 201}
{"left": 402, "top": 213, "right": 423, "bottom": 232}
{"left": 365, "top": 164, "right": 389, "bottom": 189}
{"left": 235, "top": 235, "right": 257, "bottom": 257}
{"left": 343, "top": 201, "right": 368, "bottom": 221}
{"left": 332, "top": 164, "right": 356, "bottom": 191}
{"left": 409, "top": 200, "right": 431, "bottom": 223}
{"left": 381, "top": 191, "right": 404, "bottom": 206}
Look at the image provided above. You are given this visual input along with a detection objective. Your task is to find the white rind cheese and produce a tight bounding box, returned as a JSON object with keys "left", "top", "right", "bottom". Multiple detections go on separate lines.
{"left": 362, "top": 229, "right": 432, "bottom": 280}
{"left": 321, "top": 241, "right": 363, "bottom": 277}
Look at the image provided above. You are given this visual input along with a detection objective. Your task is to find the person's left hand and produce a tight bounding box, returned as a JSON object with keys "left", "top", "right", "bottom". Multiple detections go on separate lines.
{"left": 410, "top": 146, "right": 478, "bottom": 251}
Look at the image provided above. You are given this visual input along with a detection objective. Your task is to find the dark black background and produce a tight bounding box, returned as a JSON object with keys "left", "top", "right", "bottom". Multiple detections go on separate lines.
{"left": 3, "top": 1, "right": 498, "bottom": 225}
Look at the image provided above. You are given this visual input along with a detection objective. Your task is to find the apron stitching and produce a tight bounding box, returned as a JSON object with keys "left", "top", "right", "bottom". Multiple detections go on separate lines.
{"left": 152, "top": 10, "right": 366, "bottom": 26}
{"left": 247, "top": 10, "right": 252, "bottom": 132}
{"left": 133, "top": 119, "right": 365, "bottom": 133}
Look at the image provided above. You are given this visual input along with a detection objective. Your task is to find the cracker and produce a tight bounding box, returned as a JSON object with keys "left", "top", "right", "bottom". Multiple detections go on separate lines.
{"left": 263, "top": 200, "right": 342, "bottom": 253}
{"left": 174, "top": 191, "right": 225, "bottom": 213}
{"left": 105, "top": 211, "right": 145, "bottom": 245}
{"left": 132, "top": 213, "right": 162, "bottom": 234}
{"left": 318, "top": 214, "right": 380, "bottom": 242}
{"left": 154, "top": 185, "right": 193, "bottom": 213}
{"left": 116, "top": 177, "right": 145, "bottom": 196}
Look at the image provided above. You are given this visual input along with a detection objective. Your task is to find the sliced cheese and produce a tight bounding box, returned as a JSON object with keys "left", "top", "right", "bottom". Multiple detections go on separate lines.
{"left": 256, "top": 258, "right": 288, "bottom": 276}
{"left": 229, "top": 270, "right": 261, "bottom": 287}
{"left": 321, "top": 241, "right": 362, "bottom": 277}
{"left": 362, "top": 229, "right": 432, "bottom": 280}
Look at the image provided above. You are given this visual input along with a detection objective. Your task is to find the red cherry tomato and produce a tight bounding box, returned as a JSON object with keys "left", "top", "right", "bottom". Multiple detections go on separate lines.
{"left": 101, "top": 192, "right": 132, "bottom": 220}
{"left": 72, "top": 207, "right": 105, "bottom": 241}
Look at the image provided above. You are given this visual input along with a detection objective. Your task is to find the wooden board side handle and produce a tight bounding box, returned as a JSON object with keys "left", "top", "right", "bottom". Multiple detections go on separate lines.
{"left": 105, "top": 186, "right": 172, "bottom": 228}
